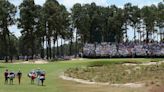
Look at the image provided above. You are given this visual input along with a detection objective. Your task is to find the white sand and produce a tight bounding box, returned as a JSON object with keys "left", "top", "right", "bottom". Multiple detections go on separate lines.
{"left": 71, "top": 58, "right": 85, "bottom": 61}
{"left": 111, "top": 83, "right": 144, "bottom": 88}
{"left": 60, "top": 74, "right": 144, "bottom": 88}
{"left": 123, "top": 60, "right": 164, "bottom": 66}
{"left": 14, "top": 59, "right": 48, "bottom": 64}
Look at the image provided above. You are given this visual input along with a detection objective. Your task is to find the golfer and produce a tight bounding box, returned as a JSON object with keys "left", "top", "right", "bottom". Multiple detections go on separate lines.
{"left": 4, "top": 69, "right": 9, "bottom": 84}
{"left": 9, "top": 71, "right": 15, "bottom": 85}
{"left": 40, "top": 71, "right": 46, "bottom": 86}
{"left": 17, "top": 70, "right": 22, "bottom": 85}
{"left": 36, "top": 68, "right": 41, "bottom": 85}
{"left": 28, "top": 70, "right": 36, "bottom": 84}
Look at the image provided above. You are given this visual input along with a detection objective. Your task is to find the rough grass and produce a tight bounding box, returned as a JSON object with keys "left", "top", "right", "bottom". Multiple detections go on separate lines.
{"left": 85, "top": 58, "right": 162, "bottom": 67}
{"left": 64, "top": 58, "right": 164, "bottom": 84}
{"left": 149, "top": 86, "right": 164, "bottom": 92}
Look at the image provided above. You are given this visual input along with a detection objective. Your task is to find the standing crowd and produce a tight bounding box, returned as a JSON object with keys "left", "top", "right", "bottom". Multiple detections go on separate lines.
{"left": 4, "top": 68, "right": 46, "bottom": 86}
{"left": 83, "top": 42, "right": 164, "bottom": 57}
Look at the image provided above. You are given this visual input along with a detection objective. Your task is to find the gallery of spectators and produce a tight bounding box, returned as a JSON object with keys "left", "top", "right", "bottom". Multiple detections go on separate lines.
{"left": 83, "top": 42, "right": 164, "bottom": 58}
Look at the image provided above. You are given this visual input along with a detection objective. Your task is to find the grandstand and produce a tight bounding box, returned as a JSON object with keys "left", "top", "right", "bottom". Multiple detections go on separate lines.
{"left": 83, "top": 42, "right": 164, "bottom": 58}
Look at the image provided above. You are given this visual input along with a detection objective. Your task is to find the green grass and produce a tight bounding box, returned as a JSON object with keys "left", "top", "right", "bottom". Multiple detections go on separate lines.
{"left": 0, "top": 60, "right": 85, "bottom": 92}
{"left": 0, "top": 58, "right": 163, "bottom": 92}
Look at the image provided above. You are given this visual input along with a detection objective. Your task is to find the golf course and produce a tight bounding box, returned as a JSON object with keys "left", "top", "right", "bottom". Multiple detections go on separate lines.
{"left": 0, "top": 58, "right": 164, "bottom": 92}
{"left": 0, "top": 0, "right": 163, "bottom": 92}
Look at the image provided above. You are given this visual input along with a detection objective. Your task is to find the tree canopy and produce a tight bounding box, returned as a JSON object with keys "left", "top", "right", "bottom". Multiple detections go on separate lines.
{"left": 0, "top": 0, "right": 163, "bottom": 60}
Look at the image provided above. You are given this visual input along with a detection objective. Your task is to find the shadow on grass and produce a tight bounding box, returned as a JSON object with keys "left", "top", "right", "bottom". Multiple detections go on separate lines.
{"left": 0, "top": 66, "right": 7, "bottom": 68}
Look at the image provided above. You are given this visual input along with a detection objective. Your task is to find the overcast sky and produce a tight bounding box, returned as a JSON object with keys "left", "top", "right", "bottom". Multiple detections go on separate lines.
{"left": 8, "top": 0, "right": 163, "bottom": 39}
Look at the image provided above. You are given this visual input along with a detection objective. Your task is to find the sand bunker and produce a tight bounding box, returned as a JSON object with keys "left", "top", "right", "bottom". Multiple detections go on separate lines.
{"left": 60, "top": 74, "right": 144, "bottom": 88}
{"left": 14, "top": 59, "right": 48, "bottom": 64}
{"left": 71, "top": 58, "right": 85, "bottom": 61}
{"left": 111, "top": 83, "right": 144, "bottom": 88}
{"left": 123, "top": 61, "right": 164, "bottom": 66}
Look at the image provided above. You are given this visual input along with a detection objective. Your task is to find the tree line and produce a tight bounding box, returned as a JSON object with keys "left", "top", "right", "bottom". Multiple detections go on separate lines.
{"left": 0, "top": 0, "right": 163, "bottom": 62}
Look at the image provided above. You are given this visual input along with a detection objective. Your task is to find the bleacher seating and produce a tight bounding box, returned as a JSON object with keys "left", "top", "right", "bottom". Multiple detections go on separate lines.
{"left": 83, "top": 42, "right": 164, "bottom": 57}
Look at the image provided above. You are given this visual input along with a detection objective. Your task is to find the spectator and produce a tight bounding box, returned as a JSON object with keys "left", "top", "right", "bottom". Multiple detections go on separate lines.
{"left": 83, "top": 42, "right": 164, "bottom": 57}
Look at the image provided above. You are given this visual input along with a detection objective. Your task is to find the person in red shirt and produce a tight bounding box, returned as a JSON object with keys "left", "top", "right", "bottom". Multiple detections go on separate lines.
{"left": 31, "top": 72, "right": 36, "bottom": 84}
{"left": 28, "top": 70, "right": 36, "bottom": 84}
{"left": 4, "top": 69, "right": 9, "bottom": 84}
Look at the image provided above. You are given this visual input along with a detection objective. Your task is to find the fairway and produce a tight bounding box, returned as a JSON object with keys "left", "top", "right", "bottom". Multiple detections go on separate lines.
{"left": 0, "top": 58, "right": 163, "bottom": 92}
